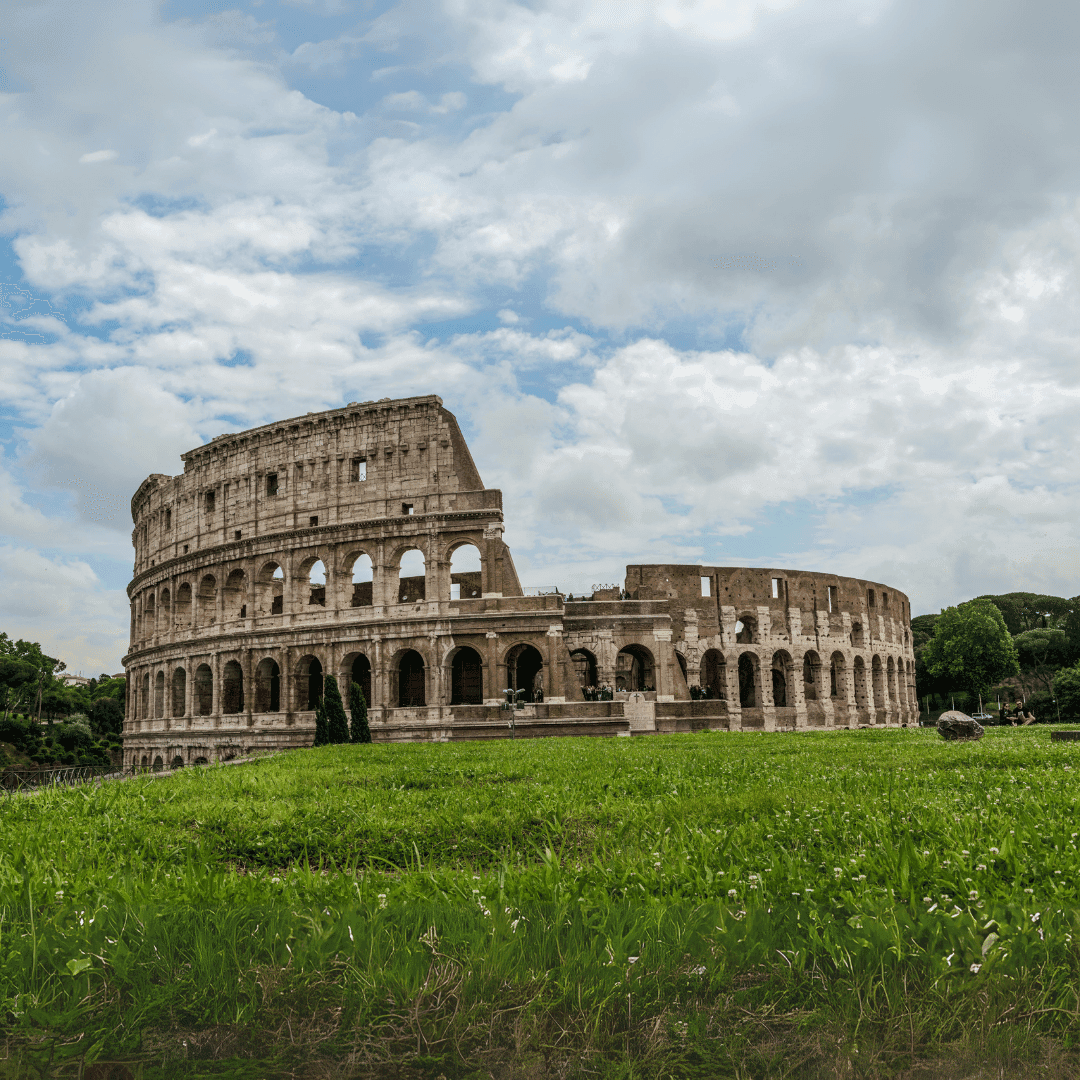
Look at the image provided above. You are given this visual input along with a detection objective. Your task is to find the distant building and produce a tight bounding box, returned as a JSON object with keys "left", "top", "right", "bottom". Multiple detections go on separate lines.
{"left": 60, "top": 673, "right": 92, "bottom": 688}
{"left": 122, "top": 395, "right": 917, "bottom": 771}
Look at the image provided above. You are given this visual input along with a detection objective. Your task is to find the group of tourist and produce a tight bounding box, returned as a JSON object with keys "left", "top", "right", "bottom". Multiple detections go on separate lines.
{"left": 1000, "top": 701, "right": 1037, "bottom": 725}
{"left": 581, "top": 685, "right": 615, "bottom": 701}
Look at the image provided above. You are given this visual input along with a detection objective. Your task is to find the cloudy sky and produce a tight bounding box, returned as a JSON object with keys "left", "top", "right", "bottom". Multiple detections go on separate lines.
{"left": 2, "top": 0, "right": 1079, "bottom": 674}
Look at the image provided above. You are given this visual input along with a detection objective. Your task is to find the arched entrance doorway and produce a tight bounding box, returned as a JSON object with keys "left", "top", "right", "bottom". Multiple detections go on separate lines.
{"left": 570, "top": 649, "right": 598, "bottom": 693}
{"left": 615, "top": 645, "right": 654, "bottom": 692}
{"left": 451, "top": 647, "right": 483, "bottom": 704}
{"left": 506, "top": 643, "right": 544, "bottom": 702}
{"left": 398, "top": 650, "right": 426, "bottom": 707}
{"left": 738, "top": 653, "right": 758, "bottom": 707}
{"left": 350, "top": 654, "right": 372, "bottom": 708}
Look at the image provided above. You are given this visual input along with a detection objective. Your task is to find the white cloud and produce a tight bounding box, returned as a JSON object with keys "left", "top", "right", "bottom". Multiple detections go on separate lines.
{"left": 78, "top": 149, "right": 117, "bottom": 164}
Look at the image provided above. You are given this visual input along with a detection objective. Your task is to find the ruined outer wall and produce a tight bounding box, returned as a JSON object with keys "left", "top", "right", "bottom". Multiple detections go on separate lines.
{"left": 622, "top": 564, "right": 917, "bottom": 728}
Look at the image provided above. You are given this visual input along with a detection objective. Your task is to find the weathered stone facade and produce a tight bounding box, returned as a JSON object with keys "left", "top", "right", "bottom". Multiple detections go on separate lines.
{"left": 122, "top": 395, "right": 917, "bottom": 768}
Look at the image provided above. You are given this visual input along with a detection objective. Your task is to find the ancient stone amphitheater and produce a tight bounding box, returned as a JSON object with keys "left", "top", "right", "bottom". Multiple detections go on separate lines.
{"left": 122, "top": 395, "right": 917, "bottom": 769}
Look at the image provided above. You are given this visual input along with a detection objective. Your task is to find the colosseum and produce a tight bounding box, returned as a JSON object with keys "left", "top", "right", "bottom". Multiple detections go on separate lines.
{"left": 121, "top": 395, "right": 918, "bottom": 769}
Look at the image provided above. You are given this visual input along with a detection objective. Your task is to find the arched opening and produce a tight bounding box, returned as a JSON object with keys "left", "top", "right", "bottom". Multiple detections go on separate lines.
{"left": 255, "top": 658, "right": 281, "bottom": 712}
{"left": 615, "top": 644, "right": 654, "bottom": 692}
{"left": 851, "top": 621, "right": 865, "bottom": 648}
{"left": 506, "top": 643, "right": 545, "bottom": 702}
{"left": 350, "top": 553, "right": 373, "bottom": 607}
{"left": 449, "top": 544, "right": 482, "bottom": 600}
{"left": 224, "top": 569, "right": 246, "bottom": 620}
{"left": 140, "top": 755, "right": 148, "bottom": 768}
{"left": 222, "top": 660, "right": 244, "bottom": 714}
{"left": 570, "top": 649, "right": 599, "bottom": 693}
{"left": 451, "top": 647, "right": 483, "bottom": 704}
{"left": 297, "top": 655, "right": 323, "bottom": 710}
{"left": 771, "top": 651, "right": 792, "bottom": 708}
{"left": 349, "top": 653, "right": 372, "bottom": 708}
{"left": 886, "top": 656, "right": 898, "bottom": 706}
{"left": 306, "top": 560, "right": 326, "bottom": 607}
{"left": 175, "top": 582, "right": 192, "bottom": 628}
{"left": 154, "top": 670, "right": 165, "bottom": 717}
{"left": 198, "top": 575, "right": 216, "bottom": 626}
{"left": 172, "top": 667, "right": 187, "bottom": 716}
{"left": 700, "top": 649, "right": 726, "bottom": 699}
{"left": 738, "top": 653, "right": 758, "bottom": 707}
{"left": 256, "top": 562, "right": 284, "bottom": 616}
{"left": 159, "top": 588, "right": 171, "bottom": 625}
{"left": 735, "top": 616, "right": 756, "bottom": 644}
{"left": 140, "top": 672, "right": 150, "bottom": 719}
{"left": 171, "top": 755, "right": 184, "bottom": 770}
{"left": 802, "top": 650, "right": 820, "bottom": 701}
{"left": 872, "top": 655, "right": 884, "bottom": 710}
{"left": 194, "top": 664, "right": 213, "bottom": 716}
{"left": 398, "top": 650, "right": 426, "bottom": 706}
{"left": 144, "top": 593, "right": 156, "bottom": 637}
{"left": 674, "top": 651, "right": 689, "bottom": 688}
{"left": 853, "top": 656, "right": 869, "bottom": 711}
{"left": 193, "top": 756, "right": 209, "bottom": 766}
{"left": 153, "top": 755, "right": 163, "bottom": 773}
{"left": 829, "top": 652, "right": 846, "bottom": 699}
{"left": 398, "top": 549, "right": 426, "bottom": 603}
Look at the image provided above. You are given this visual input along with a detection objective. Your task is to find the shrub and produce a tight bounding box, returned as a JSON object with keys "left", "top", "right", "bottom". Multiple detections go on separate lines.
{"left": 350, "top": 683, "right": 371, "bottom": 744}
{"left": 324, "top": 676, "right": 349, "bottom": 745}
{"left": 313, "top": 700, "right": 328, "bottom": 747}
{"left": 56, "top": 723, "right": 94, "bottom": 754}
{"left": 0, "top": 717, "right": 38, "bottom": 751}
{"left": 89, "top": 697, "right": 124, "bottom": 737}
{"left": 1053, "top": 664, "right": 1080, "bottom": 722}
{"left": 1023, "top": 690, "right": 1056, "bottom": 722}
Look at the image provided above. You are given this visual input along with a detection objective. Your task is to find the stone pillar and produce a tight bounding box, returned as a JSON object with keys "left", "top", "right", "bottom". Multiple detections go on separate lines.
{"left": 184, "top": 655, "right": 193, "bottom": 723}
{"left": 282, "top": 646, "right": 294, "bottom": 724}
{"left": 843, "top": 656, "right": 857, "bottom": 727}
{"left": 725, "top": 652, "right": 742, "bottom": 731}
{"left": 484, "top": 631, "right": 500, "bottom": 704}
{"left": 211, "top": 653, "right": 221, "bottom": 724}
{"left": 482, "top": 525, "right": 503, "bottom": 597}
{"left": 244, "top": 648, "right": 254, "bottom": 728}
{"left": 791, "top": 650, "right": 808, "bottom": 729}
{"left": 654, "top": 629, "right": 675, "bottom": 702}
{"left": 545, "top": 624, "right": 565, "bottom": 702}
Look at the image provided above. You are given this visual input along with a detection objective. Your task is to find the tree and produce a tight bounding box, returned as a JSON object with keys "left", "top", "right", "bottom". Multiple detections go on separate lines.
{"left": 349, "top": 682, "right": 371, "bottom": 744}
{"left": 313, "top": 699, "right": 328, "bottom": 747}
{"left": 324, "top": 675, "right": 349, "bottom": 744}
{"left": 923, "top": 599, "right": 1020, "bottom": 700}
{"left": 1013, "top": 628, "right": 1071, "bottom": 696}
{"left": 89, "top": 695, "right": 124, "bottom": 737}
{"left": 1053, "top": 664, "right": 1080, "bottom": 723}
{"left": 0, "top": 657, "right": 38, "bottom": 720}
{"left": 911, "top": 614, "right": 940, "bottom": 650}
{"left": 973, "top": 592, "right": 1076, "bottom": 634}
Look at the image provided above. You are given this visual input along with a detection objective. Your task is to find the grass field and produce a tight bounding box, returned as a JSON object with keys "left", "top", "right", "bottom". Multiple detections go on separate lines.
{"left": 2, "top": 727, "right": 1080, "bottom": 1079}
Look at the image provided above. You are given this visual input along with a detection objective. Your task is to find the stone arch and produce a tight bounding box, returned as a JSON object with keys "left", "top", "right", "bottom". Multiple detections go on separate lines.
{"left": 153, "top": 755, "right": 164, "bottom": 772}
{"left": 194, "top": 663, "right": 213, "bottom": 716}
{"left": 570, "top": 648, "right": 599, "bottom": 692}
{"left": 172, "top": 666, "right": 187, "bottom": 717}
{"left": 346, "top": 551, "right": 374, "bottom": 607}
{"left": 198, "top": 575, "right": 216, "bottom": 626}
{"left": 255, "top": 562, "right": 284, "bottom": 617}
{"left": 802, "top": 650, "right": 821, "bottom": 702}
{"left": 852, "top": 656, "right": 869, "bottom": 712}
{"left": 396, "top": 548, "right": 427, "bottom": 603}
{"left": 297, "top": 556, "right": 326, "bottom": 608}
{"left": 674, "top": 650, "right": 689, "bottom": 687}
{"left": 505, "top": 642, "right": 545, "bottom": 701}
{"left": 851, "top": 620, "right": 866, "bottom": 648}
{"left": 735, "top": 615, "right": 757, "bottom": 644}
{"left": 222, "top": 659, "right": 244, "bottom": 714}
{"left": 448, "top": 542, "right": 483, "bottom": 600}
{"left": 175, "top": 582, "right": 192, "bottom": 628}
{"left": 397, "top": 649, "right": 426, "bottom": 707}
{"left": 738, "top": 652, "right": 759, "bottom": 708}
{"left": 296, "top": 655, "right": 324, "bottom": 710}
{"left": 224, "top": 569, "right": 246, "bottom": 620}
{"left": 700, "top": 649, "right": 726, "bottom": 699}
{"left": 144, "top": 592, "right": 156, "bottom": 637}
{"left": 140, "top": 672, "right": 150, "bottom": 719}
{"left": 771, "top": 650, "right": 793, "bottom": 708}
{"left": 449, "top": 645, "right": 484, "bottom": 704}
{"left": 339, "top": 651, "right": 372, "bottom": 709}
{"left": 829, "top": 651, "right": 846, "bottom": 699}
{"left": 255, "top": 657, "right": 281, "bottom": 712}
{"left": 886, "top": 655, "right": 898, "bottom": 708}
{"left": 193, "top": 756, "right": 209, "bottom": 766}
{"left": 171, "top": 755, "right": 184, "bottom": 770}
{"left": 871, "top": 655, "right": 885, "bottom": 710}
{"left": 154, "top": 670, "right": 165, "bottom": 717}
{"left": 615, "top": 644, "right": 654, "bottom": 692}
{"left": 159, "top": 587, "right": 171, "bottom": 623}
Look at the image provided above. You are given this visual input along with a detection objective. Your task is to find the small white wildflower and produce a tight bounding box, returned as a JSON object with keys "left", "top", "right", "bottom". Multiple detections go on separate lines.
{"left": 1031, "top": 912, "right": 1040, "bottom": 923}
{"left": 976, "top": 864, "right": 987, "bottom": 872}
{"left": 922, "top": 850, "right": 930, "bottom": 856}
{"left": 858, "top": 874, "right": 866, "bottom": 881}
{"left": 728, "top": 888, "right": 737, "bottom": 897}
{"left": 989, "top": 847, "right": 999, "bottom": 854}
{"left": 962, "top": 850, "right": 970, "bottom": 856}
{"left": 969, "top": 963, "right": 981, "bottom": 974}
{"left": 1024, "top": 888, "right": 1034, "bottom": 894}
{"left": 54, "top": 891, "right": 63, "bottom": 900}
{"left": 923, "top": 896, "right": 932, "bottom": 903}
{"left": 969, "top": 890, "right": 979, "bottom": 900}
{"left": 377, "top": 893, "right": 388, "bottom": 909}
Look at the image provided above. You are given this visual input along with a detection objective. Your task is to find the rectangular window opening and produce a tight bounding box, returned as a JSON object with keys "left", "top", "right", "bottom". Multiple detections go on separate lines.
{"left": 183, "top": 544, "right": 189, "bottom": 554}
{"left": 205, "top": 491, "right": 215, "bottom": 514}
{"left": 771, "top": 577, "right": 781, "bottom": 599}
{"left": 164, "top": 509, "right": 171, "bottom": 530}
{"left": 266, "top": 473, "right": 278, "bottom": 496}
{"left": 352, "top": 457, "right": 367, "bottom": 482}
{"left": 868, "top": 589, "right": 875, "bottom": 607}
{"left": 700, "top": 576, "right": 711, "bottom": 597}
{"left": 882, "top": 591, "right": 889, "bottom": 607}
{"left": 234, "top": 530, "right": 242, "bottom": 541}
{"left": 827, "top": 585, "right": 837, "bottom": 613}
{"left": 402, "top": 502, "right": 414, "bottom": 515}
{"left": 309, "top": 515, "right": 319, "bottom": 527}
{"left": 451, "top": 583, "right": 461, "bottom": 600}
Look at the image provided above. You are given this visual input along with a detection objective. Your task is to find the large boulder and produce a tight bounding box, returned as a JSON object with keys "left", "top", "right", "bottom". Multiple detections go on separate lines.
{"left": 937, "top": 710, "right": 985, "bottom": 741}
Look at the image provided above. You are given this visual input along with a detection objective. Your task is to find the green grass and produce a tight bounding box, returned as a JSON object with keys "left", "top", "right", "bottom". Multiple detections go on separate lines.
{"left": 2, "top": 727, "right": 1080, "bottom": 1078}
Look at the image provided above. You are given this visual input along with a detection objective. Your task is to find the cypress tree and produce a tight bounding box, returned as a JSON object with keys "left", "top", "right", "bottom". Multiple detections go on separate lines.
{"left": 313, "top": 699, "right": 328, "bottom": 747}
{"left": 350, "top": 682, "right": 371, "bottom": 744}
{"left": 325, "top": 674, "right": 350, "bottom": 744}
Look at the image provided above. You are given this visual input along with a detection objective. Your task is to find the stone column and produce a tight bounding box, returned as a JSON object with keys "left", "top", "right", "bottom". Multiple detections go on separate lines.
{"left": 184, "top": 655, "right": 193, "bottom": 723}
{"left": 654, "top": 629, "right": 675, "bottom": 702}
{"left": 791, "top": 649, "right": 808, "bottom": 729}
{"left": 843, "top": 656, "right": 857, "bottom": 727}
{"left": 482, "top": 525, "right": 503, "bottom": 597}
{"left": 484, "top": 631, "right": 500, "bottom": 704}
{"left": 244, "top": 648, "right": 255, "bottom": 728}
{"left": 211, "top": 653, "right": 221, "bottom": 725}
{"left": 281, "top": 645, "right": 294, "bottom": 724}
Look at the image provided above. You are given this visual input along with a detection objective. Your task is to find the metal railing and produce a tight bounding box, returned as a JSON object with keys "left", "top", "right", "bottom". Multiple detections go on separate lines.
{"left": 1, "top": 763, "right": 118, "bottom": 791}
